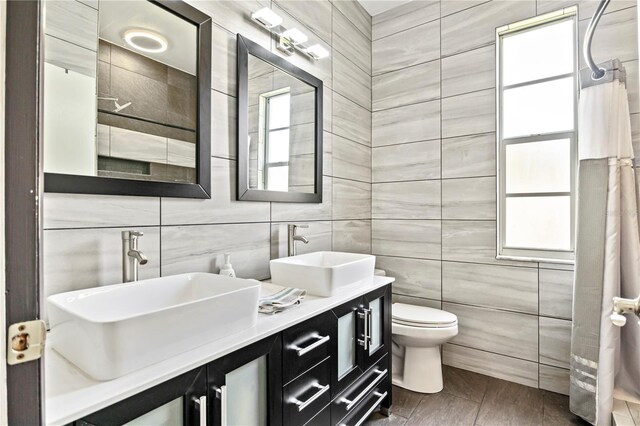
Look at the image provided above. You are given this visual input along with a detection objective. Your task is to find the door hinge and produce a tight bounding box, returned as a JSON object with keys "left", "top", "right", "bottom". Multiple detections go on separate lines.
{"left": 7, "top": 320, "right": 46, "bottom": 365}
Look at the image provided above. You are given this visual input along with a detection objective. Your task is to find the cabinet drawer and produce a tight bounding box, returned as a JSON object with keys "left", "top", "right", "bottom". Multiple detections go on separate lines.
{"left": 336, "top": 380, "right": 389, "bottom": 426}
{"left": 283, "top": 358, "right": 332, "bottom": 426}
{"left": 305, "top": 403, "right": 331, "bottom": 426}
{"left": 283, "top": 311, "right": 333, "bottom": 383}
{"left": 332, "top": 354, "right": 389, "bottom": 425}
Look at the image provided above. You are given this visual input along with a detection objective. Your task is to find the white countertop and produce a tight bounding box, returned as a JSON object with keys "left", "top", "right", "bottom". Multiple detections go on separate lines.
{"left": 45, "top": 276, "right": 394, "bottom": 425}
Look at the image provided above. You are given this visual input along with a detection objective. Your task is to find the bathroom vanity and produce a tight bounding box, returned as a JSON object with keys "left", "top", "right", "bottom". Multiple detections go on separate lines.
{"left": 46, "top": 278, "right": 393, "bottom": 426}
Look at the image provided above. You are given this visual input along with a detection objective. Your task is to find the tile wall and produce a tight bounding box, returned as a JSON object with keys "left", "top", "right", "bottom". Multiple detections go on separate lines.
{"left": 371, "top": 0, "right": 638, "bottom": 394}
{"left": 43, "top": 1, "right": 373, "bottom": 311}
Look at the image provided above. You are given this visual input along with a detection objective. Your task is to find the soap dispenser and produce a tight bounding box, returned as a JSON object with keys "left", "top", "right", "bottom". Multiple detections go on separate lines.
{"left": 219, "top": 253, "right": 236, "bottom": 278}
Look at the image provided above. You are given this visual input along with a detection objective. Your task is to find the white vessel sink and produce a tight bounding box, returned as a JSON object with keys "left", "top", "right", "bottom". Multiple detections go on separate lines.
{"left": 47, "top": 273, "right": 260, "bottom": 381}
{"left": 270, "top": 251, "right": 375, "bottom": 297}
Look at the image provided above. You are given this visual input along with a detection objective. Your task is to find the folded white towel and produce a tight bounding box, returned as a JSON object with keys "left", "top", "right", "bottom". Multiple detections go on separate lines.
{"left": 259, "top": 283, "right": 306, "bottom": 314}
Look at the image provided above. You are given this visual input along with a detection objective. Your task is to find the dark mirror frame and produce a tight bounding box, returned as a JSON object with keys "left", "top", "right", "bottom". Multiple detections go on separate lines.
{"left": 237, "top": 34, "right": 323, "bottom": 203}
{"left": 44, "top": 0, "right": 212, "bottom": 199}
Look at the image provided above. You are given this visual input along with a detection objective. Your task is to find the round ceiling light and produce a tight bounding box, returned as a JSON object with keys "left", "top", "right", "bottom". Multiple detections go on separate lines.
{"left": 123, "top": 30, "right": 168, "bottom": 53}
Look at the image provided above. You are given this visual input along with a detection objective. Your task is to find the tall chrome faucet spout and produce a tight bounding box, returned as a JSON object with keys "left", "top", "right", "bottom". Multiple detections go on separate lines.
{"left": 122, "top": 230, "right": 147, "bottom": 282}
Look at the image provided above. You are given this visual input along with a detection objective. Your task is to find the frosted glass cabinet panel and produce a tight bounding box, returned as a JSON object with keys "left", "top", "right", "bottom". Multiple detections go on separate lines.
{"left": 124, "top": 398, "right": 183, "bottom": 426}
{"left": 225, "top": 356, "right": 267, "bottom": 426}
{"left": 337, "top": 312, "right": 357, "bottom": 378}
{"left": 369, "top": 297, "right": 383, "bottom": 355}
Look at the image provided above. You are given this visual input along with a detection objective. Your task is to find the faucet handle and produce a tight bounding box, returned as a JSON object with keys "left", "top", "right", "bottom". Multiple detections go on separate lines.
{"left": 129, "top": 230, "right": 144, "bottom": 237}
{"left": 296, "top": 224, "right": 309, "bottom": 229}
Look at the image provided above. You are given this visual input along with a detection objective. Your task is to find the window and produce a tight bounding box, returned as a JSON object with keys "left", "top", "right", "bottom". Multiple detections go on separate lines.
{"left": 259, "top": 89, "right": 291, "bottom": 191}
{"left": 496, "top": 8, "right": 578, "bottom": 263}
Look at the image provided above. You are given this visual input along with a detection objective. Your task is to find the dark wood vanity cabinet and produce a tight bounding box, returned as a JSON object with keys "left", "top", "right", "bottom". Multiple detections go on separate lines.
{"left": 70, "top": 285, "right": 391, "bottom": 426}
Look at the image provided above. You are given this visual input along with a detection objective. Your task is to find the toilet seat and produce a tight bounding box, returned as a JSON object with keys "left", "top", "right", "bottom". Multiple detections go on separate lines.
{"left": 392, "top": 303, "right": 457, "bottom": 329}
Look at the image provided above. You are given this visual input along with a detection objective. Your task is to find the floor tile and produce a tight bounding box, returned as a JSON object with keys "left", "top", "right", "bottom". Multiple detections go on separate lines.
{"left": 391, "top": 386, "right": 424, "bottom": 418}
{"left": 475, "top": 378, "right": 544, "bottom": 426}
{"left": 367, "top": 412, "right": 408, "bottom": 426}
{"left": 404, "top": 392, "right": 480, "bottom": 426}
{"left": 442, "top": 366, "right": 490, "bottom": 403}
{"left": 543, "top": 392, "right": 590, "bottom": 426}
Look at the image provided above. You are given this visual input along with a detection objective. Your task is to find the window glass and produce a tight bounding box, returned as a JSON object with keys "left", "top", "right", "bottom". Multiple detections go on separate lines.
{"left": 505, "top": 196, "right": 572, "bottom": 251}
{"left": 267, "top": 166, "right": 289, "bottom": 191}
{"left": 268, "top": 93, "right": 290, "bottom": 129}
{"left": 506, "top": 139, "right": 571, "bottom": 194}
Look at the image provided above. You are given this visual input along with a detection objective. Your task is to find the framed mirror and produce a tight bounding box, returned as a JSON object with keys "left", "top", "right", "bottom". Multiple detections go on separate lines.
{"left": 42, "top": 0, "right": 212, "bottom": 198}
{"left": 237, "top": 35, "right": 323, "bottom": 203}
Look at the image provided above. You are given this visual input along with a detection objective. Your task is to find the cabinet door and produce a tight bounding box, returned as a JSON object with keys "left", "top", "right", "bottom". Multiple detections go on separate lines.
{"left": 330, "top": 296, "right": 365, "bottom": 398}
{"left": 78, "top": 367, "right": 207, "bottom": 426}
{"left": 207, "top": 335, "right": 282, "bottom": 426}
{"left": 362, "top": 285, "right": 391, "bottom": 371}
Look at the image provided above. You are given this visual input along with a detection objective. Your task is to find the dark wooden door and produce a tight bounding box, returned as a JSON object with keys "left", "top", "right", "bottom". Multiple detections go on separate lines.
{"left": 5, "top": 0, "right": 45, "bottom": 424}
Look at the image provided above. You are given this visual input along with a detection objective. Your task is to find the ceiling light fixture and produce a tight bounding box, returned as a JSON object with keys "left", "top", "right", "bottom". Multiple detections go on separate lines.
{"left": 305, "top": 44, "right": 330, "bottom": 60}
{"left": 251, "top": 7, "right": 283, "bottom": 28}
{"left": 123, "top": 30, "right": 168, "bottom": 53}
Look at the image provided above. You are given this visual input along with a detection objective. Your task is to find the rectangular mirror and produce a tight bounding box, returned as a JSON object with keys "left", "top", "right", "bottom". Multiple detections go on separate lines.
{"left": 42, "top": 0, "right": 212, "bottom": 198}
{"left": 237, "top": 35, "right": 323, "bottom": 203}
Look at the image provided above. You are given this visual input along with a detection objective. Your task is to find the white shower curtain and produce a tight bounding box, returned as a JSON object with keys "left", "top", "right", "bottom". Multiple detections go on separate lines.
{"left": 570, "top": 76, "right": 640, "bottom": 425}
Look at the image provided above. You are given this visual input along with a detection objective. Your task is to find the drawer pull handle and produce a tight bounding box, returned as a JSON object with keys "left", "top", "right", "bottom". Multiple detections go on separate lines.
{"left": 215, "top": 386, "right": 227, "bottom": 426}
{"left": 294, "top": 334, "right": 330, "bottom": 356}
{"left": 340, "top": 368, "right": 388, "bottom": 411}
{"left": 292, "top": 382, "right": 330, "bottom": 412}
{"left": 193, "top": 395, "right": 207, "bottom": 426}
{"left": 350, "top": 391, "right": 388, "bottom": 426}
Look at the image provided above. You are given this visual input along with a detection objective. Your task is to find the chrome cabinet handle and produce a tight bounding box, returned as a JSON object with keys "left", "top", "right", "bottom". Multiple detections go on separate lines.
{"left": 216, "top": 386, "right": 227, "bottom": 426}
{"left": 292, "top": 383, "right": 330, "bottom": 412}
{"left": 357, "top": 309, "right": 371, "bottom": 350}
{"left": 340, "top": 368, "right": 387, "bottom": 411}
{"left": 352, "top": 391, "right": 388, "bottom": 426}
{"left": 294, "top": 334, "right": 330, "bottom": 356}
{"left": 193, "top": 395, "right": 207, "bottom": 426}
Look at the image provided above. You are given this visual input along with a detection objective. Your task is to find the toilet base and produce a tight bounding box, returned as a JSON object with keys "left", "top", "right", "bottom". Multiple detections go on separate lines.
{"left": 392, "top": 346, "right": 443, "bottom": 394}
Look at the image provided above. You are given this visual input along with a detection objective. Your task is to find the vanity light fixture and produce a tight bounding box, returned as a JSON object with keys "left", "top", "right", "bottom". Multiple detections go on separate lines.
{"left": 123, "top": 30, "right": 168, "bottom": 53}
{"left": 250, "top": 7, "right": 329, "bottom": 61}
{"left": 251, "top": 7, "right": 283, "bottom": 28}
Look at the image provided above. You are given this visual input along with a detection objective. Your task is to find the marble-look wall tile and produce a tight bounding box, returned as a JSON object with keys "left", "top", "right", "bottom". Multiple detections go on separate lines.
{"left": 332, "top": 220, "right": 371, "bottom": 254}
{"left": 211, "top": 90, "right": 237, "bottom": 159}
{"left": 333, "top": 51, "right": 372, "bottom": 110}
{"left": 44, "top": 35, "right": 97, "bottom": 78}
{"left": 333, "top": 8, "right": 372, "bottom": 74}
{"left": 109, "top": 127, "right": 168, "bottom": 164}
{"left": 211, "top": 24, "right": 236, "bottom": 96}
{"left": 324, "top": 88, "right": 333, "bottom": 132}
{"left": 440, "top": 0, "right": 489, "bottom": 18}
{"left": 539, "top": 365, "right": 569, "bottom": 396}
{"left": 372, "top": 220, "right": 441, "bottom": 259}
{"left": 161, "top": 158, "right": 270, "bottom": 225}
{"left": 275, "top": 0, "right": 332, "bottom": 43}
{"left": 536, "top": 0, "right": 634, "bottom": 21}
{"left": 332, "top": 0, "right": 372, "bottom": 41}
{"left": 441, "top": 0, "right": 536, "bottom": 57}
{"left": 443, "top": 344, "right": 539, "bottom": 388}
{"left": 539, "top": 317, "right": 572, "bottom": 369}
{"left": 44, "top": 0, "right": 98, "bottom": 51}
{"left": 443, "top": 303, "right": 539, "bottom": 362}
{"left": 373, "top": 100, "right": 441, "bottom": 146}
{"left": 333, "top": 92, "right": 372, "bottom": 147}
{"left": 43, "top": 227, "right": 160, "bottom": 299}
{"left": 578, "top": 7, "right": 638, "bottom": 67}
{"left": 372, "top": 181, "right": 441, "bottom": 220}
{"left": 372, "top": 60, "right": 440, "bottom": 111}
{"left": 392, "top": 294, "right": 442, "bottom": 309}
{"left": 377, "top": 256, "right": 442, "bottom": 300}
{"left": 44, "top": 194, "right": 160, "bottom": 229}
{"left": 372, "top": 140, "right": 441, "bottom": 181}
{"left": 333, "top": 135, "right": 372, "bottom": 183}
{"left": 272, "top": 175, "right": 332, "bottom": 221}
{"left": 323, "top": 131, "right": 333, "bottom": 176}
{"left": 270, "top": 221, "right": 332, "bottom": 259}
{"left": 442, "top": 261, "right": 538, "bottom": 314}
{"left": 442, "top": 177, "right": 496, "bottom": 220}
{"left": 442, "top": 220, "right": 536, "bottom": 268}
{"left": 539, "top": 268, "right": 574, "bottom": 320}
{"left": 441, "top": 133, "right": 496, "bottom": 179}
{"left": 441, "top": 45, "right": 495, "bottom": 97}
{"left": 372, "top": 20, "right": 440, "bottom": 75}
{"left": 161, "top": 223, "right": 271, "bottom": 279}
{"left": 167, "top": 139, "right": 196, "bottom": 168}
{"left": 442, "top": 89, "right": 495, "bottom": 138}
{"left": 333, "top": 178, "right": 371, "bottom": 220}
{"left": 373, "top": 0, "right": 439, "bottom": 40}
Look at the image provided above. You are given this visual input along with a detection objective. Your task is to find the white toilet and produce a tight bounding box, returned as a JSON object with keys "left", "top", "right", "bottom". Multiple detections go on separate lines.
{"left": 391, "top": 303, "right": 458, "bottom": 394}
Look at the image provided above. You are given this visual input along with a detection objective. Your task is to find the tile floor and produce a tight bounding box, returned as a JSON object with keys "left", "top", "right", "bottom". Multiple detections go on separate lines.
{"left": 367, "top": 366, "right": 589, "bottom": 426}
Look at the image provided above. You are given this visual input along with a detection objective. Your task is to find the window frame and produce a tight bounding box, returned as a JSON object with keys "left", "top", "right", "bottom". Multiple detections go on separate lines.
{"left": 496, "top": 7, "right": 578, "bottom": 264}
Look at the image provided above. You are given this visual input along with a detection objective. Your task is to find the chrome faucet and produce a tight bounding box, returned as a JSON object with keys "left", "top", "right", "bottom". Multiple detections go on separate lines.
{"left": 122, "top": 230, "right": 148, "bottom": 283}
{"left": 287, "top": 224, "right": 309, "bottom": 257}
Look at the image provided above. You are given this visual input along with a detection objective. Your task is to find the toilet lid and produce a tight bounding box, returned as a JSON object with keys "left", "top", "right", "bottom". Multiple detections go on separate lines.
{"left": 392, "top": 303, "right": 457, "bottom": 327}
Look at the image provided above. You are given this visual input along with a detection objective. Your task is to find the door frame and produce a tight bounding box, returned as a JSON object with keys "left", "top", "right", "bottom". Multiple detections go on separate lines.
{"left": 4, "top": 0, "right": 44, "bottom": 424}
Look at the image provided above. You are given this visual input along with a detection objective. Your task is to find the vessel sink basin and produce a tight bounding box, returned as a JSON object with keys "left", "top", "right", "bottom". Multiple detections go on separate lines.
{"left": 270, "top": 251, "right": 375, "bottom": 297}
{"left": 47, "top": 273, "right": 260, "bottom": 381}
